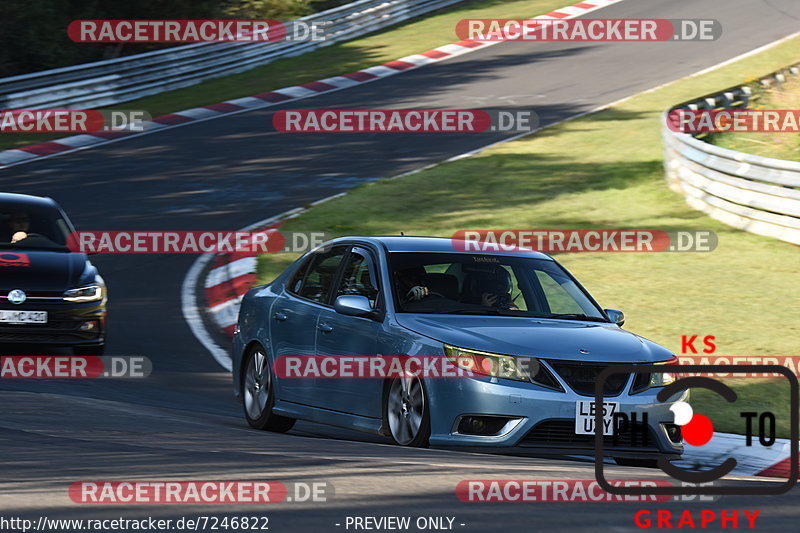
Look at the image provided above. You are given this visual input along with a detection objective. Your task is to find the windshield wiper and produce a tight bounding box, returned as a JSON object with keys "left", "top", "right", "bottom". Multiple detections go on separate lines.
{"left": 446, "top": 308, "right": 503, "bottom": 315}
{"left": 446, "top": 308, "right": 532, "bottom": 317}
{"left": 537, "top": 313, "right": 609, "bottom": 322}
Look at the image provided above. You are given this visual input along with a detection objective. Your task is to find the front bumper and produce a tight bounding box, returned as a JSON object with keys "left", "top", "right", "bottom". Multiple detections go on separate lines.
{"left": 426, "top": 371, "right": 686, "bottom": 457}
{"left": 0, "top": 300, "right": 106, "bottom": 348}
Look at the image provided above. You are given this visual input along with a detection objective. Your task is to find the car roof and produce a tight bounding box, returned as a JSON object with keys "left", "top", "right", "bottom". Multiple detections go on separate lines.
{"left": 0, "top": 192, "right": 57, "bottom": 208}
{"left": 332, "top": 236, "right": 553, "bottom": 260}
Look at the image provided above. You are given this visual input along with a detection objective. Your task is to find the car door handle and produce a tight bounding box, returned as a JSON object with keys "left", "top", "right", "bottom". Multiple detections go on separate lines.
{"left": 317, "top": 322, "right": 334, "bottom": 333}
{"left": 273, "top": 311, "right": 288, "bottom": 321}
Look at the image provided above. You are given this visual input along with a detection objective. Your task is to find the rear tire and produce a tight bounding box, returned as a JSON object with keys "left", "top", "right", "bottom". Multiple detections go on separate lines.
{"left": 241, "top": 344, "right": 295, "bottom": 432}
{"left": 385, "top": 375, "right": 430, "bottom": 447}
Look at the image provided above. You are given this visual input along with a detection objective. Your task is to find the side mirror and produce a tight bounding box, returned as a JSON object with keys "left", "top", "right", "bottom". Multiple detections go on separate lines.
{"left": 334, "top": 295, "right": 375, "bottom": 318}
{"left": 604, "top": 309, "right": 625, "bottom": 327}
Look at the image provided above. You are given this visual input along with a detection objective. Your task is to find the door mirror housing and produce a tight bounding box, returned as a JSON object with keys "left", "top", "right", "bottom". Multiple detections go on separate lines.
{"left": 604, "top": 309, "right": 625, "bottom": 327}
{"left": 334, "top": 295, "right": 376, "bottom": 318}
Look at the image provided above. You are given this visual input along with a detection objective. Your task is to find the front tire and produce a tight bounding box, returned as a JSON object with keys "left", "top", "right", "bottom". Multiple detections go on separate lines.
{"left": 385, "top": 375, "right": 430, "bottom": 447}
{"left": 241, "top": 345, "right": 295, "bottom": 432}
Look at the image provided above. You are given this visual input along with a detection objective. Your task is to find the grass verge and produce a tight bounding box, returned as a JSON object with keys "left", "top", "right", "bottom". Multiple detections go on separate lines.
{"left": 708, "top": 75, "right": 800, "bottom": 161}
{"left": 0, "top": 0, "right": 570, "bottom": 152}
{"left": 255, "top": 35, "right": 800, "bottom": 437}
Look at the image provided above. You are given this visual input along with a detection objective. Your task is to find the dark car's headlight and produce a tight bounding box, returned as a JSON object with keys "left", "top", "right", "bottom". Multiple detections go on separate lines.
{"left": 63, "top": 285, "right": 105, "bottom": 303}
{"left": 444, "top": 345, "right": 562, "bottom": 390}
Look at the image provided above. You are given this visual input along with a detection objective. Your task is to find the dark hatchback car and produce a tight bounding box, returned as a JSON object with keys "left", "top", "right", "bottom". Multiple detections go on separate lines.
{"left": 0, "top": 192, "right": 106, "bottom": 355}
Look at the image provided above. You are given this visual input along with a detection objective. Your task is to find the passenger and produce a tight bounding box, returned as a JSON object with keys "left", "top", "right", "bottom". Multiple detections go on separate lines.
{"left": 465, "top": 266, "right": 519, "bottom": 309}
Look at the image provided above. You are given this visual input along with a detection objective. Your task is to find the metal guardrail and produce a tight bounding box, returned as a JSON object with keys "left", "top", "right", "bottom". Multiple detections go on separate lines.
{"left": 662, "top": 64, "right": 800, "bottom": 246}
{"left": 0, "top": 0, "right": 467, "bottom": 110}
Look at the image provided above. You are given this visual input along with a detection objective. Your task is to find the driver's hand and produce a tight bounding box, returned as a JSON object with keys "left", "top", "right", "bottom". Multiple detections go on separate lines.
{"left": 11, "top": 231, "right": 28, "bottom": 243}
{"left": 407, "top": 286, "right": 429, "bottom": 301}
{"left": 481, "top": 293, "right": 498, "bottom": 306}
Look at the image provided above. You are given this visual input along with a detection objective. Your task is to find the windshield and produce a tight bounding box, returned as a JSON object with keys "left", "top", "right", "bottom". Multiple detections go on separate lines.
{"left": 0, "top": 201, "right": 72, "bottom": 251}
{"left": 389, "top": 252, "right": 607, "bottom": 320}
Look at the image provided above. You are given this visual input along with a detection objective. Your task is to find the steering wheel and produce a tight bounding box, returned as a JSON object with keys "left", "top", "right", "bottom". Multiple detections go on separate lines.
{"left": 11, "top": 232, "right": 43, "bottom": 243}
{"left": 426, "top": 291, "right": 448, "bottom": 299}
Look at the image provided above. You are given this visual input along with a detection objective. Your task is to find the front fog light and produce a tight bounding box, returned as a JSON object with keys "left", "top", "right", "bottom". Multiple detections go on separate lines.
{"left": 79, "top": 321, "right": 98, "bottom": 331}
{"left": 457, "top": 416, "right": 514, "bottom": 436}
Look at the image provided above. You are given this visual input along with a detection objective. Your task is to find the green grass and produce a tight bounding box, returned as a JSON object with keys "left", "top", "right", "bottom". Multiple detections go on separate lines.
{"left": 708, "top": 76, "right": 800, "bottom": 161}
{"left": 255, "top": 35, "right": 800, "bottom": 436}
{"left": 691, "top": 379, "right": 792, "bottom": 439}
{"left": 0, "top": 0, "right": 570, "bottom": 152}
{"left": 690, "top": 378, "right": 793, "bottom": 439}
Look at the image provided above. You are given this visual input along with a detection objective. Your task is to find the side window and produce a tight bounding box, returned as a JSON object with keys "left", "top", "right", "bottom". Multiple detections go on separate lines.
{"left": 296, "top": 246, "right": 347, "bottom": 304}
{"left": 535, "top": 270, "right": 585, "bottom": 314}
{"left": 336, "top": 249, "right": 380, "bottom": 307}
{"left": 287, "top": 257, "right": 312, "bottom": 295}
{"left": 503, "top": 265, "right": 527, "bottom": 311}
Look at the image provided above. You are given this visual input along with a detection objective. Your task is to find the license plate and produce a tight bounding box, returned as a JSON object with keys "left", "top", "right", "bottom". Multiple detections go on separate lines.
{"left": 575, "top": 400, "right": 619, "bottom": 435}
{"left": 0, "top": 310, "right": 47, "bottom": 324}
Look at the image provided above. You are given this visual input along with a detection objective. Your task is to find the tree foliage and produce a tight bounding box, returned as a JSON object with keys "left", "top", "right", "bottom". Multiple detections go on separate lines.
{"left": 0, "top": 0, "right": 353, "bottom": 77}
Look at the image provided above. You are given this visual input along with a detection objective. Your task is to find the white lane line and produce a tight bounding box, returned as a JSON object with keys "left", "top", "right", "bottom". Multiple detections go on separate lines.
{"left": 181, "top": 250, "right": 232, "bottom": 371}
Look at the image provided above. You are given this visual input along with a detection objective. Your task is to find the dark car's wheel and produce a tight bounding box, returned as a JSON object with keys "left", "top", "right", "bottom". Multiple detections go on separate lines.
{"left": 73, "top": 344, "right": 104, "bottom": 356}
{"left": 241, "top": 345, "right": 295, "bottom": 432}
{"left": 385, "top": 375, "right": 430, "bottom": 447}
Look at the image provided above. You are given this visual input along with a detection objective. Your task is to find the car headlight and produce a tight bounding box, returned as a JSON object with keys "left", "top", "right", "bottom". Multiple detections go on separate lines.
{"left": 444, "top": 345, "right": 562, "bottom": 390}
{"left": 63, "top": 285, "right": 104, "bottom": 303}
{"left": 631, "top": 356, "right": 678, "bottom": 393}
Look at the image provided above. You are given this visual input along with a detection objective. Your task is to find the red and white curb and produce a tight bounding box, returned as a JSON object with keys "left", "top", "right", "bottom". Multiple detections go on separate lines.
{"left": 205, "top": 253, "right": 259, "bottom": 338}
{"left": 0, "top": 0, "right": 625, "bottom": 168}
{"left": 674, "top": 432, "right": 796, "bottom": 479}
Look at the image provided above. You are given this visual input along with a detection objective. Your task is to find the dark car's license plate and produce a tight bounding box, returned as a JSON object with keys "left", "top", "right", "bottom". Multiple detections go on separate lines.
{"left": 0, "top": 310, "right": 48, "bottom": 324}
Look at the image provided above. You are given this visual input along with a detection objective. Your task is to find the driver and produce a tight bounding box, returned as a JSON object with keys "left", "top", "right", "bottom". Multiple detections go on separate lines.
{"left": 397, "top": 266, "right": 429, "bottom": 302}
{"left": 8, "top": 212, "right": 30, "bottom": 243}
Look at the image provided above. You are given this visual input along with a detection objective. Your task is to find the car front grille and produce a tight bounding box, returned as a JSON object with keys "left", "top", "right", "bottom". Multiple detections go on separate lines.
{"left": 519, "top": 420, "right": 659, "bottom": 451}
{"left": 547, "top": 361, "right": 629, "bottom": 397}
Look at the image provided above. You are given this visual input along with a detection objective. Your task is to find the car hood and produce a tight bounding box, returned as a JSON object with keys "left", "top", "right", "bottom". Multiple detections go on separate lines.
{"left": 395, "top": 314, "right": 673, "bottom": 363}
{"left": 0, "top": 250, "right": 93, "bottom": 292}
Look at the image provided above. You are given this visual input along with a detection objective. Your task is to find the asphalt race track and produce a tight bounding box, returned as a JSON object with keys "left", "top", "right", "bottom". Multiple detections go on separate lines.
{"left": 1, "top": 0, "right": 799, "bottom": 530}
